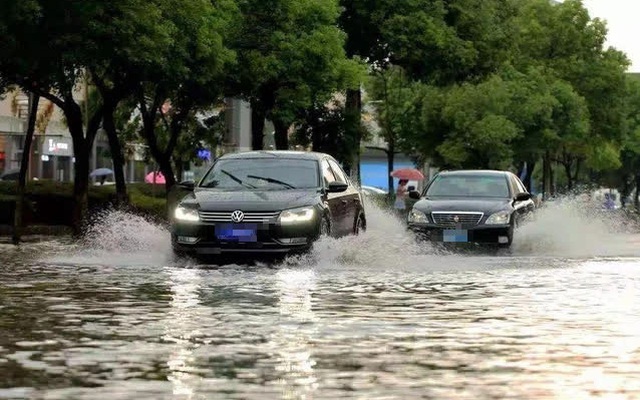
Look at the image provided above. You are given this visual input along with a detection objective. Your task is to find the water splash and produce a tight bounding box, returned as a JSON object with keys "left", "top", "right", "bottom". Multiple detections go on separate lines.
{"left": 38, "top": 194, "right": 640, "bottom": 269}
{"left": 47, "top": 210, "right": 175, "bottom": 267}
{"left": 513, "top": 196, "right": 640, "bottom": 258}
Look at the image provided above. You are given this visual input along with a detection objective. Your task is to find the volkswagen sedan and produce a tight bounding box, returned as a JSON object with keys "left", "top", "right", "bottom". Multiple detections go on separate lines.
{"left": 171, "top": 151, "right": 366, "bottom": 257}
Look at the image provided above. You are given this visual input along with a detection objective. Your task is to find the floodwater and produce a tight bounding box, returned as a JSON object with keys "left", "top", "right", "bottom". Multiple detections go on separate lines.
{"left": 1, "top": 199, "right": 640, "bottom": 399}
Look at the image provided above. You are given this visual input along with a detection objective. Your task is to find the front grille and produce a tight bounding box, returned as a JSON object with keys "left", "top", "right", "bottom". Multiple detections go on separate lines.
{"left": 199, "top": 211, "right": 280, "bottom": 224}
{"left": 431, "top": 212, "right": 483, "bottom": 228}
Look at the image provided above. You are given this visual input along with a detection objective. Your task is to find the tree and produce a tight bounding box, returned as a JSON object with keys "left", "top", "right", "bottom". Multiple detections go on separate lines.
{"left": 366, "top": 66, "right": 426, "bottom": 195}
{"left": 513, "top": 0, "right": 630, "bottom": 185}
{"left": 134, "top": 0, "right": 236, "bottom": 193}
{"left": 0, "top": 0, "right": 110, "bottom": 234}
{"left": 12, "top": 93, "right": 39, "bottom": 244}
{"left": 230, "top": 0, "right": 361, "bottom": 153}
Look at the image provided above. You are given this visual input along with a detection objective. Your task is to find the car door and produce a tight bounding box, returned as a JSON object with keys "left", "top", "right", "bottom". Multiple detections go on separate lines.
{"left": 328, "top": 159, "right": 359, "bottom": 234}
{"left": 321, "top": 159, "right": 346, "bottom": 236}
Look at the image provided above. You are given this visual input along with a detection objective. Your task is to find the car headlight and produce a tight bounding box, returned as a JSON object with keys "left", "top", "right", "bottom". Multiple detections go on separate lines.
{"left": 174, "top": 206, "right": 200, "bottom": 222}
{"left": 485, "top": 211, "right": 511, "bottom": 225}
{"left": 407, "top": 209, "right": 429, "bottom": 223}
{"left": 279, "top": 206, "right": 315, "bottom": 224}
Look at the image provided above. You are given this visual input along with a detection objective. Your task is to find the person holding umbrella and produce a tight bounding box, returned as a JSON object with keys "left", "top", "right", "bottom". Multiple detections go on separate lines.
{"left": 390, "top": 168, "right": 425, "bottom": 220}
{"left": 394, "top": 179, "right": 409, "bottom": 218}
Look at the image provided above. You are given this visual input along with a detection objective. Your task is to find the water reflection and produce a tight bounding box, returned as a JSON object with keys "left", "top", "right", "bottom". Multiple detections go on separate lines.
{"left": 273, "top": 269, "right": 318, "bottom": 399}
{"left": 164, "top": 268, "right": 204, "bottom": 399}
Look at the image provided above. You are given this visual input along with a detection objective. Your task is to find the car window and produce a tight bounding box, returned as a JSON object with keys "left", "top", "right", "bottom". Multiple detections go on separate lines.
{"left": 321, "top": 159, "right": 337, "bottom": 186}
{"left": 328, "top": 159, "right": 347, "bottom": 184}
{"left": 513, "top": 175, "right": 527, "bottom": 194}
{"left": 199, "top": 158, "right": 320, "bottom": 190}
{"left": 426, "top": 174, "right": 510, "bottom": 198}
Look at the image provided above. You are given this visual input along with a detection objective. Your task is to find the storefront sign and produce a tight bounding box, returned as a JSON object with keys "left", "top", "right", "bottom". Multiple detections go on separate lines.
{"left": 43, "top": 137, "right": 73, "bottom": 156}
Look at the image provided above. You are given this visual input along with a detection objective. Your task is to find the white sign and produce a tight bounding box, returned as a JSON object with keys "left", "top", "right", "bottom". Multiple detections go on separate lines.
{"left": 43, "top": 137, "right": 73, "bottom": 156}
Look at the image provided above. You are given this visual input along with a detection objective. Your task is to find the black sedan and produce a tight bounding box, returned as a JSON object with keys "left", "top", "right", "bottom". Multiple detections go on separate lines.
{"left": 171, "top": 150, "right": 366, "bottom": 257}
{"left": 406, "top": 170, "right": 535, "bottom": 247}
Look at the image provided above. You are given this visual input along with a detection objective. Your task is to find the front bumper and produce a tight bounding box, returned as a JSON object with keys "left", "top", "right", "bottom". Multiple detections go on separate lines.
{"left": 408, "top": 223, "right": 512, "bottom": 245}
{"left": 171, "top": 220, "right": 320, "bottom": 256}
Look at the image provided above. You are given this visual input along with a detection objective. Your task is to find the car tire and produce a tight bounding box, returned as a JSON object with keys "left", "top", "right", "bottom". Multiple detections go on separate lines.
{"left": 354, "top": 213, "right": 366, "bottom": 235}
{"left": 320, "top": 216, "right": 331, "bottom": 237}
{"left": 498, "top": 222, "right": 515, "bottom": 248}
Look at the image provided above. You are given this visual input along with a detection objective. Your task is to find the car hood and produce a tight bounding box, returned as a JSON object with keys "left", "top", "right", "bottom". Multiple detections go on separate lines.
{"left": 413, "top": 197, "right": 512, "bottom": 215}
{"left": 181, "top": 188, "right": 320, "bottom": 211}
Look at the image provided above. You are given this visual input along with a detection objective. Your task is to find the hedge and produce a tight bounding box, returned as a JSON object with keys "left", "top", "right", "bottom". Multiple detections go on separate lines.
{"left": 0, "top": 181, "right": 169, "bottom": 226}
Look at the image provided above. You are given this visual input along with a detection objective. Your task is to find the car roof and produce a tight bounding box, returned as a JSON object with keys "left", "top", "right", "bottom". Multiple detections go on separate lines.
{"left": 437, "top": 169, "right": 510, "bottom": 177}
{"left": 217, "top": 150, "right": 330, "bottom": 161}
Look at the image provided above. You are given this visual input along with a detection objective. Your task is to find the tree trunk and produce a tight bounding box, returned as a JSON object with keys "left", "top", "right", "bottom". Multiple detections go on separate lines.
{"left": 635, "top": 174, "right": 640, "bottom": 211}
{"left": 103, "top": 101, "right": 128, "bottom": 205}
{"left": 543, "top": 152, "right": 551, "bottom": 200}
{"left": 345, "top": 88, "right": 362, "bottom": 183}
{"left": 523, "top": 161, "right": 536, "bottom": 192}
{"left": 71, "top": 137, "right": 90, "bottom": 236}
{"left": 66, "top": 103, "right": 93, "bottom": 236}
{"left": 563, "top": 162, "right": 573, "bottom": 192}
{"left": 573, "top": 158, "right": 581, "bottom": 187}
{"left": 251, "top": 99, "right": 266, "bottom": 150}
{"left": 550, "top": 162, "right": 556, "bottom": 197}
{"left": 273, "top": 118, "right": 290, "bottom": 150}
{"left": 13, "top": 93, "right": 39, "bottom": 245}
{"left": 174, "top": 156, "right": 185, "bottom": 184}
{"left": 387, "top": 141, "right": 395, "bottom": 198}
{"left": 621, "top": 174, "right": 630, "bottom": 209}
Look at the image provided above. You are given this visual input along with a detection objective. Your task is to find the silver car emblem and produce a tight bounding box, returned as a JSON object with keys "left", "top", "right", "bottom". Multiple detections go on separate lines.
{"left": 231, "top": 210, "right": 245, "bottom": 223}
{"left": 453, "top": 215, "right": 460, "bottom": 223}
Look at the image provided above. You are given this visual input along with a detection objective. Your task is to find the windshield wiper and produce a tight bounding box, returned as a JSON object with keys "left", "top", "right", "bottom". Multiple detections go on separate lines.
{"left": 246, "top": 175, "right": 296, "bottom": 189}
{"left": 221, "top": 169, "right": 256, "bottom": 189}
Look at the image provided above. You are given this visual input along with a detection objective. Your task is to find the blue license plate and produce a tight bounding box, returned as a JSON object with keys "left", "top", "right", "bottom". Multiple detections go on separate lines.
{"left": 215, "top": 224, "right": 258, "bottom": 242}
{"left": 443, "top": 229, "right": 468, "bottom": 243}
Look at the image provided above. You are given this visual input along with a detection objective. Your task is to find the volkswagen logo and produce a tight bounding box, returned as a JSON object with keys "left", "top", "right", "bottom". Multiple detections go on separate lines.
{"left": 453, "top": 215, "right": 460, "bottom": 223}
{"left": 231, "top": 210, "right": 245, "bottom": 223}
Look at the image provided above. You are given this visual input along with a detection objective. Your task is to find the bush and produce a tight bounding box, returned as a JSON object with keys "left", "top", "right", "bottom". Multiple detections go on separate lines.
{"left": 0, "top": 181, "right": 168, "bottom": 226}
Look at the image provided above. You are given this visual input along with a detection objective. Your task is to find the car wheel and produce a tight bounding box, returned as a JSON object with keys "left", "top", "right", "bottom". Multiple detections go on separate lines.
{"left": 354, "top": 213, "right": 366, "bottom": 235}
{"left": 320, "top": 216, "right": 331, "bottom": 237}
{"left": 498, "top": 223, "right": 515, "bottom": 248}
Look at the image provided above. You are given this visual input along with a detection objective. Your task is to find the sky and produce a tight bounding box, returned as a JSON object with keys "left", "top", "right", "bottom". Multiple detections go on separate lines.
{"left": 580, "top": 0, "right": 640, "bottom": 72}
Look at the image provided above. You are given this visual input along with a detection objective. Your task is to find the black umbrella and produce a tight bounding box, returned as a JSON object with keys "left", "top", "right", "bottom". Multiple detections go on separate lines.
{"left": 89, "top": 168, "right": 114, "bottom": 178}
{"left": 0, "top": 169, "right": 19, "bottom": 181}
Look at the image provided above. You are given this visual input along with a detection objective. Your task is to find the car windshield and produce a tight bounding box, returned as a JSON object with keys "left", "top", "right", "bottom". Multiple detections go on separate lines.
{"left": 426, "top": 174, "right": 510, "bottom": 198}
{"left": 199, "top": 158, "right": 319, "bottom": 190}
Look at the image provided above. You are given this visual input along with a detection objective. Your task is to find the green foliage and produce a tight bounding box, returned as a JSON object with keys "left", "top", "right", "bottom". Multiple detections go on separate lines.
{"left": 231, "top": 0, "right": 364, "bottom": 131}
{"left": 0, "top": 181, "right": 168, "bottom": 224}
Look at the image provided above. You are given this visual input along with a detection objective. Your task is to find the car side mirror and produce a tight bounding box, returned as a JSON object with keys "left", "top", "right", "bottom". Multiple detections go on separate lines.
{"left": 178, "top": 180, "right": 195, "bottom": 190}
{"left": 327, "top": 181, "right": 348, "bottom": 193}
{"left": 515, "top": 192, "right": 532, "bottom": 202}
{"left": 409, "top": 190, "right": 421, "bottom": 200}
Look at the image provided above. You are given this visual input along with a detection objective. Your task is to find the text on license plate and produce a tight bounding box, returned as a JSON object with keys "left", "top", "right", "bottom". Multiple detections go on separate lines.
{"left": 443, "top": 229, "right": 468, "bottom": 243}
{"left": 215, "top": 223, "right": 258, "bottom": 242}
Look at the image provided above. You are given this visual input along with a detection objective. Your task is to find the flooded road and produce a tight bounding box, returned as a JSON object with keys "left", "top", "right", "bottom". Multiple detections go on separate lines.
{"left": 1, "top": 200, "right": 640, "bottom": 399}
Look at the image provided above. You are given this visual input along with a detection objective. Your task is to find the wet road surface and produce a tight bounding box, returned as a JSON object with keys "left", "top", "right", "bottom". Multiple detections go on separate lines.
{"left": 1, "top": 201, "right": 640, "bottom": 399}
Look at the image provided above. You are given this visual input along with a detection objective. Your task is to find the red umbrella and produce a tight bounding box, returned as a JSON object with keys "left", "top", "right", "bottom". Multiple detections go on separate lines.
{"left": 145, "top": 171, "right": 166, "bottom": 184}
{"left": 390, "top": 168, "right": 425, "bottom": 181}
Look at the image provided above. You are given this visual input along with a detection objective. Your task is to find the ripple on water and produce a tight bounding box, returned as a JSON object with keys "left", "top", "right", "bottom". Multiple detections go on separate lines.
{"left": 0, "top": 201, "right": 639, "bottom": 398}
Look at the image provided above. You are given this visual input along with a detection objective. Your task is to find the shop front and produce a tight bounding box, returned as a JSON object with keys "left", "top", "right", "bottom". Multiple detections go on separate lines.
{"left": 39, "top": 136, "right": 74, "bottom": 181}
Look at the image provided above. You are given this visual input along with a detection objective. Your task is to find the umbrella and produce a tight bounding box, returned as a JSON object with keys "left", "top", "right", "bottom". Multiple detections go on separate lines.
{"left": 145, "top": 171, "right": 166, "bottom": 184}
{"left": 89, "top": 168, "right": 114, "bottom": 178}
{"left": 390, "top": 168, "right": 425, "bottom": 181}
{"left": 0, "top": 169, "right": 19, "bottom": 181}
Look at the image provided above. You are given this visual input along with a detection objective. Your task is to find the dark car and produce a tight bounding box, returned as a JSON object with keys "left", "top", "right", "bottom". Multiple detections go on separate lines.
{"left": 406, "top": 170, "right": 535, "bottom": 247}
{"left": 171, "top": 150, "right": 366, "bottom": 257}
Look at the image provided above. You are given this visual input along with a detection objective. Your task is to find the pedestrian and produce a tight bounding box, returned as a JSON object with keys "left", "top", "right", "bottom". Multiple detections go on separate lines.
{"left": 394, "top": 179, "right": 408, "bottom": 219}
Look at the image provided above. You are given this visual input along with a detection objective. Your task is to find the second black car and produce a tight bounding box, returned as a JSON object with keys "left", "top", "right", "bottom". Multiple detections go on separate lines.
{"left": 407, "top": 170, "right": 535, "bottom": 247}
